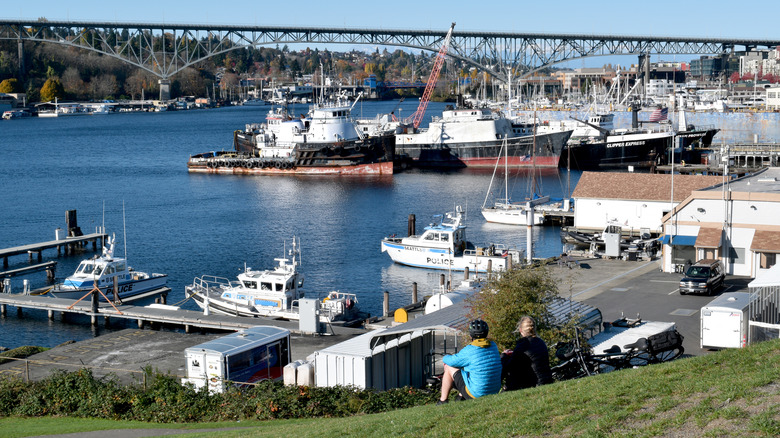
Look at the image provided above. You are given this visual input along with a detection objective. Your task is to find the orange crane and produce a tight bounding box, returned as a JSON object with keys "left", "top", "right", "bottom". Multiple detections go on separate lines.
{"left": 405, "top": 23, "right": 455, "bottom": 130}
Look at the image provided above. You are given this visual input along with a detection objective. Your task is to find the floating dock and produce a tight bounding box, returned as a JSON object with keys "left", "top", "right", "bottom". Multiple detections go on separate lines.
{"left": 0, "top": 292, "right": 368, "bottom": 335}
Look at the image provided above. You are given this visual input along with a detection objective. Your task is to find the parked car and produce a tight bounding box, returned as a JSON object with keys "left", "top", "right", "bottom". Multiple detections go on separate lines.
{"left": 679, "top": 259, "right": 725, "bottom": 295}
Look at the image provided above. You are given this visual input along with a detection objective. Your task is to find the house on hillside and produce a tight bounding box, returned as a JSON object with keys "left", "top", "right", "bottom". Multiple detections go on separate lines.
{"left": 661, "top": 168, "right": 780, "bottom": 276}
{"left": 571, "top": 172, "right": 723, "bottom": 236}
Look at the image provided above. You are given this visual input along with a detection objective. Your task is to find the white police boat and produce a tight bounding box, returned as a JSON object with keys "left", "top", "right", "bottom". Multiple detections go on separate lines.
{"left": 380, "top": 206, "right": 522, "bottom": 272}
{"left": 45, "top": 234, "right": 168, "bottom": 301}
{"left": 186, "top": 237, "right": 365, "bottom": 323}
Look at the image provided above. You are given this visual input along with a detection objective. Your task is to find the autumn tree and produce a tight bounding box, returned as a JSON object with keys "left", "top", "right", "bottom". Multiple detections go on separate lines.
{"left": 0, "top": 78, "right": 22, "bottom": 93}
{"left": 40, "top": 78, "right": 64, "bottom": 101}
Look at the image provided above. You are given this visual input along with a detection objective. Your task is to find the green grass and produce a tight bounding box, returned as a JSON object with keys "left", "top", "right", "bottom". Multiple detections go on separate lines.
{"left": 3, "top": 339, "right": 780, "bottom": 437}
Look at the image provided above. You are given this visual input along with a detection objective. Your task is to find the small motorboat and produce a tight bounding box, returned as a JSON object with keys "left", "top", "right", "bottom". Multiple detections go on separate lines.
{"left": 186, "top": 237, "right": 366, "bottom": 323}
{"left": 44, "top": 234, "right": 168, "bottom": 301}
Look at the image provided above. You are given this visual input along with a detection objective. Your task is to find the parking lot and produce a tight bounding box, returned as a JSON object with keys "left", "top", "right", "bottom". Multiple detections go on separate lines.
{"left": 551, "top": 256, "right": 752, "bottom": 356}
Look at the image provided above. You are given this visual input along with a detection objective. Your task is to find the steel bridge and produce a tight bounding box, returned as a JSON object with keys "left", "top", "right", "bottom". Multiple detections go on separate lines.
{"left": 2, "top": 19, "right": 780, "bottom": 82}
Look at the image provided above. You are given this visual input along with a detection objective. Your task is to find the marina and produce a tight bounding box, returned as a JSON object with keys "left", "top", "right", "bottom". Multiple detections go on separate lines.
{"left": 1, "top": 102, "right": 780, "bottom": 354}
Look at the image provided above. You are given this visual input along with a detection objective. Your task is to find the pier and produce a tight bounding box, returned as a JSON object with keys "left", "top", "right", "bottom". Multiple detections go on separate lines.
{"left": 0, "top": 232, "right": 107, "bottom": 268}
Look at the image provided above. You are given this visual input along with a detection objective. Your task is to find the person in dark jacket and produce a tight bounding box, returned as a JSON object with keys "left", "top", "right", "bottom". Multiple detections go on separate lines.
{"left": 501, "top": 316, "right": 553, "bottom": 390}
{"left": 438, "top": 319, "right": 502, "bottom": 404}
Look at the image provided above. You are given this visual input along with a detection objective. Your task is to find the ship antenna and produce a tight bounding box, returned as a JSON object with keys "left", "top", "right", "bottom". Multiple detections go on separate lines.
{"left": 122, "top": 200, "right": 127, "bottom": 259}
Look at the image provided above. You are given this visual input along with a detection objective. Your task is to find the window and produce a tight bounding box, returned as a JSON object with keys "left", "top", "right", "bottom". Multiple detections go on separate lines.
{"left": 760, "top": 252, "right": 777, "bottom": 269}
{"left": 261, "top": 282, "right": 272, "bottom": 290}
{"left": 728, "top": 247, "right": 746, "bottom": 265}
{"left": 242, "top": 281, "right": 257, "bottom": 289}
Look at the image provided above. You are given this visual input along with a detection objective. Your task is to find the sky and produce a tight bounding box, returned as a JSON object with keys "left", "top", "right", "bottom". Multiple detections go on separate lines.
{"left": 5, "top": 0, "right": 779, "bottom": 68}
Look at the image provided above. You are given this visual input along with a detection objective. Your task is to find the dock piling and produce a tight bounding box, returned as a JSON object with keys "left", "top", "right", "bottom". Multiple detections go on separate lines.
{"left": 412, "top": 282, "right": 417, "bottom": 304}
{"left": 383, "top": 291, "right": 389, "bottom": 317}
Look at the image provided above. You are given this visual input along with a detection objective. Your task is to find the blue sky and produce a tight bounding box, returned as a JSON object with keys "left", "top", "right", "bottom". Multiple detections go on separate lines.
{"left": 6, "top": 0, "right": 779, "bottom": 67}
{"left": 8, "top": 0, "right": 776, "bottom": 38}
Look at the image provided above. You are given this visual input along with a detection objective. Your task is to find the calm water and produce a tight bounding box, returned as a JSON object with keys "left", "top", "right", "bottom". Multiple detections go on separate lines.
{"left": 3, "top": 103, "right": 778, "bottom": 349}
{"left": 0, "top": 101, "right": 578, "bottom": 349}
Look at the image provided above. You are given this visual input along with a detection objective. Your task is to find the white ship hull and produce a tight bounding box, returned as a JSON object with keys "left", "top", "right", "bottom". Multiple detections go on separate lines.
{"left": 481, "top": 206, "right": 544, "bottom": 226}
{"left": 380, "top": 239, "right": 515, "bottom": 272}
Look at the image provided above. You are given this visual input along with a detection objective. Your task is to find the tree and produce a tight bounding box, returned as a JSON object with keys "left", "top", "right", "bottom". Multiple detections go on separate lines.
{"left": 61, "top": 67, "right": 86, "bottom": 98}
{"left": 0, "top": 78, "right": 22, "bottom": 93}
{"left": 89, "top": 74, "right": 119, "bottom": 99}
{"left": 466, "top": 265, "right": 572, "bottom": 352}
{"left": 40, "top": 78, "right": 64, "bottom": 102}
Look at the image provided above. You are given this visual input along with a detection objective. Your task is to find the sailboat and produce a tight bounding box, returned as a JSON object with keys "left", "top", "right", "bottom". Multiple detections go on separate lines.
{"left": 481, "top": 135, "right": 548, "bottom": 226}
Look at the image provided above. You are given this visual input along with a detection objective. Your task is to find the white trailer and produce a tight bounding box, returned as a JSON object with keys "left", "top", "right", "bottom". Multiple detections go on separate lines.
{"left": 701, "top": 292, "right": 751, "bottom": 349}
{"left": 182, "top": 326, "right": 291, "bottom": 393}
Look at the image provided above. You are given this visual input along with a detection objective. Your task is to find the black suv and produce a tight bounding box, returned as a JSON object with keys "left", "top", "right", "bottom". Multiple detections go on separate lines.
{"left": 679, "top": 259, "right": 725, "bottom": 295}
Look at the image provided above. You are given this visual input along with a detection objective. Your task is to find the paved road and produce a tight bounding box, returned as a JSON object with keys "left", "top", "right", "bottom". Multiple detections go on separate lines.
{"left": 551, "top": 256, "right": 750, "bottom": 356}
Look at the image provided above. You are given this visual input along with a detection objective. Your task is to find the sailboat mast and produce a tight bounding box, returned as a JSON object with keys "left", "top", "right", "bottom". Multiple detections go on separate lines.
{"left": 504, "top": 136, "right": 509, "bottom": 204}
{"left": 531, "top": 109, "right": 538, "bottom": 196}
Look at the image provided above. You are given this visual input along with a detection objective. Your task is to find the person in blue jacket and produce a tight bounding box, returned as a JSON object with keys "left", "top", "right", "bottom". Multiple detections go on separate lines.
{"left": 438, "top": 319, "right": 502, "bottom": 404}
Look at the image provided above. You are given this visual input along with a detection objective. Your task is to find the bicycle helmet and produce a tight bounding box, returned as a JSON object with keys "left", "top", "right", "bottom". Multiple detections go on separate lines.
{"left": 468, "top": 319, "right": 489, "bottom": 339}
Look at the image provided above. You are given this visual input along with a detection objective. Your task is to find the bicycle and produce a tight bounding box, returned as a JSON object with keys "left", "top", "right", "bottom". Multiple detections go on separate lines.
{"left": 551, "top": 327, "right": 684, "bottom": 381}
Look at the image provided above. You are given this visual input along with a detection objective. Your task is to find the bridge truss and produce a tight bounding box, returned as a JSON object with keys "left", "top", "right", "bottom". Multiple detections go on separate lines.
{"left": 2, "top": 20, "right": 779, "bottom": 82}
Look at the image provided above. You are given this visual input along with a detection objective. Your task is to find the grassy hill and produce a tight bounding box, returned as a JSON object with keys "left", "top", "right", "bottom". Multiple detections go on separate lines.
{"left": 2, "top": 339, "right": 779, "bottom": 437}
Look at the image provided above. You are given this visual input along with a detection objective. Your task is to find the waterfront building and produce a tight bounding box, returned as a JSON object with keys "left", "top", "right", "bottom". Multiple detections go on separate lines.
{"left": 660, "top": 168, "right": 780, "bottom": 277}
{"left": 571, "top": 172, "right": 723, "bottom": 236}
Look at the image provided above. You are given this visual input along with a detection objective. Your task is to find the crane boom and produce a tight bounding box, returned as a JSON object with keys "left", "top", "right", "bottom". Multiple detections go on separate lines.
{"left": 406, "top": 23, "right": 455, "bottom": 129}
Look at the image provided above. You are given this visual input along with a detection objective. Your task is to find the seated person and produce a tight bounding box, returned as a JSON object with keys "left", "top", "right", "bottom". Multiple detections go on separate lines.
{"left": 438, "top": 319, "right": 502, "bottom": 404}
{"left": 501, "top": 316, "right": 553, "bottom": 390}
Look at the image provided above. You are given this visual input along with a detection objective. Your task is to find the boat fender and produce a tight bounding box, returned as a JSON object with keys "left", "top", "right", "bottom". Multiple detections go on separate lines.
{"left": 354, "top": 145, "right": 362, "bottom": 153}
{"left": 274, "top": 161, "right": 282, "bottom": 169}
{"left": 333, "top": 146, "right": 343, "bottom": 155}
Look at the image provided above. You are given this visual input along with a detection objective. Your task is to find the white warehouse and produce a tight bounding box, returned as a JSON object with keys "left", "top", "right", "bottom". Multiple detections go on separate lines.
{"left": 571, "top": 172, "right": 723, "bottom": 236}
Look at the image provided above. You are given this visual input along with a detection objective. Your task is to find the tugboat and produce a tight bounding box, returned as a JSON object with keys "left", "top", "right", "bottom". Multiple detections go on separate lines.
{"left": 381, "top": 206, "right": 522, "bottom": 272}
{"left": 42, "top": 234, "right": 168, "bottom": 301}
{"left": 187, "top": 96, "right": 395, "bottom": 175}
{"left": 186, "top": 237, "right": 366, "bottom": 323}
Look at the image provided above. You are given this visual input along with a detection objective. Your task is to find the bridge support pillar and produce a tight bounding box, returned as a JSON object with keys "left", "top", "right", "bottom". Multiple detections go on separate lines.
{"left": 158, "top": 79, "right": 171, "bottom": 101}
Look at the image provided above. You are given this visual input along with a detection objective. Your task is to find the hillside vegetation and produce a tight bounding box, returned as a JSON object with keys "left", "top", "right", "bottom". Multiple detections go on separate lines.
{"left": 2, "top": 338, "right": 779, "bottom": 437}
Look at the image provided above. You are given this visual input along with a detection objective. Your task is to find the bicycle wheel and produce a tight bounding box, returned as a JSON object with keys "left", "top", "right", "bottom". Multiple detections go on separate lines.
{"left": 650, "top": 346, "right": 684, "bottom": 363}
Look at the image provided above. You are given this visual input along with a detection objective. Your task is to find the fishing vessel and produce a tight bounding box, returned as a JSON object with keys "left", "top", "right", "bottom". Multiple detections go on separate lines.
{"left": 42, "top": 234, "right": 168, "bottom": 301}
{"left": 394, "top": 105, "right": 572, "bottom": 168}
{"left": 380, "top": 206, "right": 522, "bottom": 272}
{"left": 559, "top": 104, "right": 675, "bottom": 170}
{"left": 187, "top": 97, "right": 395, "bottom": 175}
{"left": 185, "top": 237, "right": 366, "bottom": 323}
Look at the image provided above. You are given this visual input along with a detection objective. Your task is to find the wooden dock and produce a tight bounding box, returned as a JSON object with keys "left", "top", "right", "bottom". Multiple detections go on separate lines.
{"left": 0, "top": 232, "right": 107, "bottom": 268}
{"left": 0, "top": 291, "right": 363, "bottom": 335}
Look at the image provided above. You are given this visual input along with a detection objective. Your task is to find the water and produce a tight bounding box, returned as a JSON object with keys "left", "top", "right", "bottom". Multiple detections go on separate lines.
{"left": 3, "top": 103, "right": 778, "bottom": 349}
{"left": 0, "top": 101, "right": 577, "bottom": 349}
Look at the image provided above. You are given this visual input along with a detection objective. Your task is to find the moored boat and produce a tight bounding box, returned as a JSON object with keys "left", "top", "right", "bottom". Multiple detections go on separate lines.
{"left": 185, "top": 237, "right": 367, "bottom": 323}
{"left": 559, "top": 104, "right": 675, "bottom": 170}
{"left": 394, "top": 105, "right": 572, "bottom": 169}
{"left": 41, "top": 234, "right": 168, "bottom": 301}
{"left": 380, "top": 206, "right": 522, "bottom": 272}
{"left": 187, "top": 99, "right": 394, "bottom": 175}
